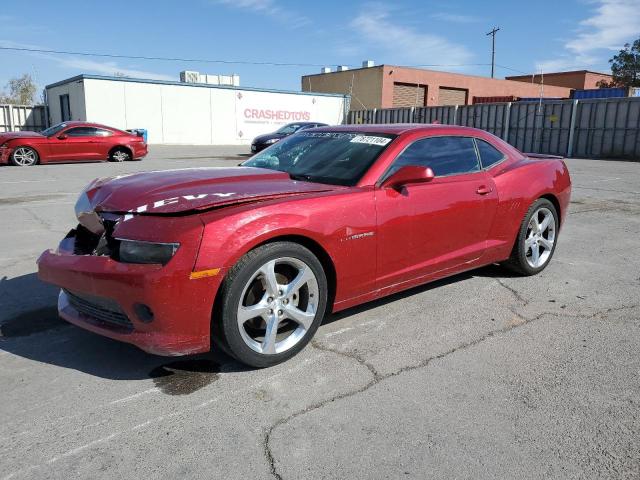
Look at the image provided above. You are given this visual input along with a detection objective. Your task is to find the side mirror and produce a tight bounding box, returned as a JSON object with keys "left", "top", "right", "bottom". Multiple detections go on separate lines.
{"left": 57, "top": 134, "right": 67, "bottom": 140}
{"left": 381, "top": 166, "right": 435, "bottom": 190}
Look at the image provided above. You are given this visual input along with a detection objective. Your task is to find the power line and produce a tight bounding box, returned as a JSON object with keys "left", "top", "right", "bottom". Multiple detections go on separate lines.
{"left": 0, "top": 45, "right": 331, "bottom": 68}
{"left": 2, "top": 44, "right": 597, "bottom": 77}
{"left": 0, "top": 46, "right": 516, "bottom": 71}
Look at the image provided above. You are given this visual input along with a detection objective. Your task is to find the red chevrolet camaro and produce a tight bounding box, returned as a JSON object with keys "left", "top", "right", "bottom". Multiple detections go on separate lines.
{"left": 38, "top": 124, "right": 571, "bottom": 367}
{"left": 0, "top": 121, "right": 147, "bottom": 166}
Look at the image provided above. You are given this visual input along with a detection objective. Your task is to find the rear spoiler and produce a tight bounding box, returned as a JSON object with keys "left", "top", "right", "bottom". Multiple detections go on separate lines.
{"left": 126, "top": 129, "right": 144, "bottom": 137}
{"left": 524, "top": 153, "right": 564, "bottom": 160}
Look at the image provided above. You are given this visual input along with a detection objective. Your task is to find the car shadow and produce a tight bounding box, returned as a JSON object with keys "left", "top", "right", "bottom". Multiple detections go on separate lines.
{"left": 321, "top": 263, "right": 517, "bottom": 326}
{"left": 1, "top": 264, "right": 515, "bottom": 383}
{"left": 0, "top": 273, "right": 249, "bottom": 386}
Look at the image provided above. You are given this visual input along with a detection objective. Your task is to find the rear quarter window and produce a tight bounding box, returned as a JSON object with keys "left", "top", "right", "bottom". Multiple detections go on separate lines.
{"left": 476, "top": 139, "right": 505, "bottom": 168}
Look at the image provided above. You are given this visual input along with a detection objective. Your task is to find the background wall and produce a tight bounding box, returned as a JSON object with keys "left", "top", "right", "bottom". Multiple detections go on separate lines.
{"left": 46, "top": 80, "right": 86, "bottom": 124}
{"left": 71, "top": 78, "right": 347, "bottom": 145}
{"left": 347, "top": 97, "right": 640, "bottom": 160}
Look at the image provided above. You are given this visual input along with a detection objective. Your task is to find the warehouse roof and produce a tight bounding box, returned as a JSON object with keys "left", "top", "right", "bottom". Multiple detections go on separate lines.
{"left": 45, "top": 74, "right": 349, "bottom": 98}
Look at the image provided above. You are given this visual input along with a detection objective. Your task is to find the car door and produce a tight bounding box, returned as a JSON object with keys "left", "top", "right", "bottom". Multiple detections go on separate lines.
{"left": 47, "top": 127, "right": 102, "bottom": 161}
{"left": 375, "top": 135, "right": 498, "bottom": 293}
{"left": 91, "top": 127, "right": 115, "bottom": 160}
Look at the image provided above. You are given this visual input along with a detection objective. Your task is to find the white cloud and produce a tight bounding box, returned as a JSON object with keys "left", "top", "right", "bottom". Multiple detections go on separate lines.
{"left": 57, "top": 58, "right": 174, "bottom": 81}
{"left": 350, "top": 6, "right": 473, "bottom": 67}
{"left": 212, "top": 0, "right": 310, "bottom": 28}
{"left": 537, "top": 0, "right": 640, "bottom": 72}
{"left": 429, "top": 12, "right": 481, "bottom": 24}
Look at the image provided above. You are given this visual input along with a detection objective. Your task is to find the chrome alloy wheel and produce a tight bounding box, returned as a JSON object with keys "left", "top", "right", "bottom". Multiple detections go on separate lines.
{"left": 13, "top": 147, "right": 37, "bottom": 166}
{"left": 112, "top": 150, "right": 130, "bottom": 162}
{"left": 525, "top": 207, "right": 556, "bottom": 268}
{"left": 237, "top": 257, "right": 319, "bottom": 355}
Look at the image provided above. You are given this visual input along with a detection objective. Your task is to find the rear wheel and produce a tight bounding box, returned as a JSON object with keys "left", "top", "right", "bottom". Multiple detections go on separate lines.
{"left": 504, "top": 198, "right": 558, "bottom": 276}
{"left": 109, "top": 147, "right": 131, "bottom": 162}
{"left": 214, "top": 242, "right": 327, "bottom": 368}
{"left": 10, "top": 147, "right": 38, "bottom": 166}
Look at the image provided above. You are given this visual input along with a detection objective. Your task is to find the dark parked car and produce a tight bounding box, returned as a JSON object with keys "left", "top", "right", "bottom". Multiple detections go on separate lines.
{"left": 251, "top": 122, "right": 328, "bottom": 152}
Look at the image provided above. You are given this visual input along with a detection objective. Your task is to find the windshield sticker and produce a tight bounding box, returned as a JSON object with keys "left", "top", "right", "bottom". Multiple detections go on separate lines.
{"left": 299, "top": 132, "right": 356, "bottom": 139}
{"left": 350, "top": 135, "right": 392, "bottom": 146}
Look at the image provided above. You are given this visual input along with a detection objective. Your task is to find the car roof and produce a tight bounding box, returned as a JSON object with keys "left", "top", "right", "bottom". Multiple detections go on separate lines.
{"left": 59, "top": 121, "right": 121, "bottom": 131}
{"left": 310, "top": 123, "right": 485, "bottom": 136}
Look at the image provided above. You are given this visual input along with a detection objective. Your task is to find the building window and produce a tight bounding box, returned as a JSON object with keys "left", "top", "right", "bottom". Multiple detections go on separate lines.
{"left": 438, "top": 87, "right": 468, "bottom": 106}
{"left": 59, "top": 94, "right": 71, "bottom": 121}
{"left": 393, "top": 82, "right": 427, "bottom": 108}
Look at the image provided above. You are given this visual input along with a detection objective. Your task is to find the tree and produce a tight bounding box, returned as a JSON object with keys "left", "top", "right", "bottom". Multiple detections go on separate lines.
{"left": 0, "top": 74, "right": 38, "bottom": 105}
{"left": 599, "top": 39, "right": 640, "bottom": 88}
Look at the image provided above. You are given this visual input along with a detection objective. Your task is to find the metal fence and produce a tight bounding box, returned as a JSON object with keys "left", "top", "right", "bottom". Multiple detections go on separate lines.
{"left": 346, "top": 97, "right": 640, "bottom": 159}
{"left": 0, "top": 104, "right": 49, "bottom": 133}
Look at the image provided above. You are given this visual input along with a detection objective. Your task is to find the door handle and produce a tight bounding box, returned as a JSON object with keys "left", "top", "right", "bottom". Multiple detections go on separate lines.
{"left": 476, "top": 185, "right": 493, "bottom": 195}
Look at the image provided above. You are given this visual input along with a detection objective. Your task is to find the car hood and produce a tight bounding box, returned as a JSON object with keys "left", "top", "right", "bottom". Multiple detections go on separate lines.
{"left": 0, "top": 131, "right": 45, "bottom": 142}
{"left": 85, "top": 167, "right": 340, "bottom": 215}
{"left": 252, "top": 132, "right": 286, "bottom": 143}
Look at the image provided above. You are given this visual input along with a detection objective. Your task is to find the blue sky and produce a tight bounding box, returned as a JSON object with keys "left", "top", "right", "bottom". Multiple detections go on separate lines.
{"left": 1, "top": 0, "right": 639, "bottom": 97}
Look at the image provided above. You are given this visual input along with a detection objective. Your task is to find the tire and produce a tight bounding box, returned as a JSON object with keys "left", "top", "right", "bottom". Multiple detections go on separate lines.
{"left": 10, "top": 146, "right": 39, "bottom": 166}
{"left": 109, "top": 147, "right": 131, "bottom": 162}
{"left": 504, "top": 198, "right": 559, "bottom": 276}
{"left": 214, "top": 241, "right": 328, "bottom": 368}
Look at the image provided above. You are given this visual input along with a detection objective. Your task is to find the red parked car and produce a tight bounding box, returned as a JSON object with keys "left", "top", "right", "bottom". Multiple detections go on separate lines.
{"left": 0, "top": 121, "right": 147, "bottom": 166}
{"left": 38, "top": 125, "right": 571, "bottom": 367}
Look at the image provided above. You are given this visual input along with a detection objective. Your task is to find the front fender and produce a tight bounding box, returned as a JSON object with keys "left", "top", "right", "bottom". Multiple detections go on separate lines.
{"left": 195, "top": 211, "right": 331, "bottom": 272}
{"left": 193, "top": 190, "right": 378, "bottom": 305}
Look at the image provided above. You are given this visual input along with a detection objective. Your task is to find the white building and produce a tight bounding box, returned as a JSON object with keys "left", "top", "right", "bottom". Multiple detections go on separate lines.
{"left": 45, "top": 75, "right": 349, "bottom": 145}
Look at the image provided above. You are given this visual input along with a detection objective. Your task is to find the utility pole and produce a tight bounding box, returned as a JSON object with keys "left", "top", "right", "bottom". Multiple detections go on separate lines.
{"left": 486, "top": 27, "right": 500, "bottom": 78}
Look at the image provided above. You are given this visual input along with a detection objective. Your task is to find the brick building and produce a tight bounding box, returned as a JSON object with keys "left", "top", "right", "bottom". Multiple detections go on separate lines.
{"left": 302, "top": 63, "right": 573, "bottom": 111}
{"left": 506, "top": 70, "right": 613, "bottom": 90}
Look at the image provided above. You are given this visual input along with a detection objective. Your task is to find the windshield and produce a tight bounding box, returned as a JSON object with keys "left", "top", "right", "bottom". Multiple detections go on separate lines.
{"left": 243, "top": 131, "right": 397, "bottom": 186}
{"left": 41, "top": 123, "right": 67, "bottom": 136}
{"left": 275, "top": 124, "right": 304, "bottom": 135}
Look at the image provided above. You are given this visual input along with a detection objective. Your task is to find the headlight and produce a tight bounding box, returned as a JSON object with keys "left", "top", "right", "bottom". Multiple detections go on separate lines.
{"left": 0, "top": 143, "right": 9, "bottom": 149}
{"left": 75, "top": 191, "right": 104, "bottom": 234}
{"left": 117, "top": 239, "right": 179, "bottom": 265}
{"left": 265, "top": 138, "right": 279, "bottom": 144}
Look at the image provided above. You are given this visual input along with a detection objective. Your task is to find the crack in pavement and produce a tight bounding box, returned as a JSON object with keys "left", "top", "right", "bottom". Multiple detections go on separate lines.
{"left": 309, "top": 339, "right": 382, "bottom": 382}
{"left": 494, "top": 277, "right": 528, "bottom": 304}
{"left": 262, "top": 278, "right": 639, "bottom": 479}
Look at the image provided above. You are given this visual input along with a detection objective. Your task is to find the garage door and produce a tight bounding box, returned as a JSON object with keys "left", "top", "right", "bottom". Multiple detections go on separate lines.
{"left": 393, "top": 83, "right": 427, "bottom": 107}
{"left": 439, "top": 87, "right": 468, "bottom": 106}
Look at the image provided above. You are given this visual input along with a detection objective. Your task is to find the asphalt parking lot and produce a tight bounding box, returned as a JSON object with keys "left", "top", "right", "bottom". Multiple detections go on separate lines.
{"left": 1, "top": 147, "right": 639, "bottom": 479}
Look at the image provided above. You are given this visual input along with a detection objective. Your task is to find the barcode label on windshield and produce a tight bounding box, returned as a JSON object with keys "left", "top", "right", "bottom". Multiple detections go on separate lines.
{"left": 350, "top": 135, "right": 391, "bottom": 146}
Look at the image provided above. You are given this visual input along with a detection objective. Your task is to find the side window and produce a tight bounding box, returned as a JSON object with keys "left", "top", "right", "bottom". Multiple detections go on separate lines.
{"left": 65, "top": 127, "right": 98, "bottom": 137}
{"left": 476, "top": 139, "right": 505, "bottom": 169}
{"left": 93, "top": 128, "right": 113, "bottom": 137}
{"left": 389, "top": 136, "right": 480, "bottom": 177}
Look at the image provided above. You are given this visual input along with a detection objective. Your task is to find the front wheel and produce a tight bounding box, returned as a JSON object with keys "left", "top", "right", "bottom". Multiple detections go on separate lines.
{"left": 10, "top": 147, "right": 39, "bottom": 166}
{"left": 215, "top": 242, "right": 328, "bottom": 368}
{"left": 504, "top": 198, "right": 559, "bottom": 276}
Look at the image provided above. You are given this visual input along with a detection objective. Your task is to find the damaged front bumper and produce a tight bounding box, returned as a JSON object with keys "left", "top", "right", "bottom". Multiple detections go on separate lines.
{"left": 37, "top": 226, "right": 223, "bottom": 356}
